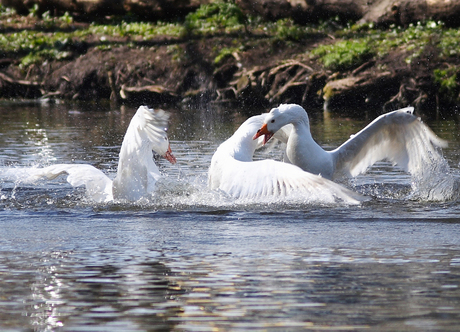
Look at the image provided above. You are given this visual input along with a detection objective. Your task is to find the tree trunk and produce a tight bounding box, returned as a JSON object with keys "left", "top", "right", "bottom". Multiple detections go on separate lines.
{"left": 0, "top": 0, "right": 206, "bottom": 20}
{"left": 235, "top": 0, "right": 460, "bottom": 26}
{"left": 361, "top": 0, "right": 460, "bottom": 26}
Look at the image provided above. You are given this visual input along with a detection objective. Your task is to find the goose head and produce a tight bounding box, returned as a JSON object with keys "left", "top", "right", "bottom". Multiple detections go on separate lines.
{"left": 156, "top": 132, "right": 177, "bottom": 164}
{"left": 253, "top": 104, "right": 308, "bottom": 144}
{"left": 138, "top": 106, "right": 177, "bottom": 164}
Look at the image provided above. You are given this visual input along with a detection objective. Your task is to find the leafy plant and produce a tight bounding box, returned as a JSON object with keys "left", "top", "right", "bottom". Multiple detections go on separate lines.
{"left": 310, "top": 21, "right": 451, "bottom": 71}
{"left": 28, "top": 4, "right": 39, "bottom": 17}
{"left": 60, "top": 11, "right": 73, "bottom": 25}
{"left": 80, "top": 21, "right": 184, "bottom": 39}
{"left": 439, "top": 28, "right": 460, "bottom": 58}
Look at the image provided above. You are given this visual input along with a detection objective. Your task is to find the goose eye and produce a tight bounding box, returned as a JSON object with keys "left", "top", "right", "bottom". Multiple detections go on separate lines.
{"left": 271, "top": 119, "right": 275, "bottom": 123}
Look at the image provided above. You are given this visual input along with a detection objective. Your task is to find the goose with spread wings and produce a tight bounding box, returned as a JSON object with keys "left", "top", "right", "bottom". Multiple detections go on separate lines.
{"left": 208, "top": 114, "right": 368, "bottom": 204}
{"left": 253, "top": 104, "right": 448, "bottom": 181}
{"left": 25, "top": 106, "right": 176, "bottom": 202}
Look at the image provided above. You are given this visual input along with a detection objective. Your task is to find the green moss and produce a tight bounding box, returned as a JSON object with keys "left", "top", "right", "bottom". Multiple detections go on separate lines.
{"left": 270, "top": 18, "right": 314, "bottom": 42}
{"left": 184, "top": 1, "right": 247, "bottom": 36}
{"left": 310, "top": 21, "right": 452, "bottom": 72}
{"left": 311, "top": 39, "right": 374, "bottom": 71}
{"left": 80, "top": 21, "right": 184, "bottom": 39}
{"left": 214, "top": 47, "right": 240, "bottom": 65}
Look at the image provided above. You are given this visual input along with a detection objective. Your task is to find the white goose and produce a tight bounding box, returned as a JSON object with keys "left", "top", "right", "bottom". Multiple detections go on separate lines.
{"left": 253, "top": 104, "right": 448, "bottom": 181}
{"left": 26, "top": 106, "right": 176, "bottom": 203}
{"left": 208, "top": 114, "right": 368, "bottom": 204}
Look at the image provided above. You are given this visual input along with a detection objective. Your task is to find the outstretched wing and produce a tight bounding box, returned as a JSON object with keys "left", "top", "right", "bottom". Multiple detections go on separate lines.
{"left": 113, "top": 106, "right": 171, "bottom": 201}
{"left": 213, "top": 157, "right": 367, "bottom": 204}
{"left": 332, "top": 107, "right": 448, "bottom": 178}
{"left": 118, "top": 106, "right": 171, "bottom": 164}
{"left": 26, "top": 164, "right": 113, "bottom": 203}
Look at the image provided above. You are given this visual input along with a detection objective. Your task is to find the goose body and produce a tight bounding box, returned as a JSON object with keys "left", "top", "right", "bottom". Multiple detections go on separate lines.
{"left": 254, "top": 104, "right": 448, "bottom": 181}
{"left": 26, "top": 106, "right": 176, "bottom": 202}
{"left": 208, "top": 114, "right": 367, "bottom": 204}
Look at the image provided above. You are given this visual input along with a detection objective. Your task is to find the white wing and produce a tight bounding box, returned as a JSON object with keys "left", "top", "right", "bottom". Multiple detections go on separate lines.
{"left": 8, "top": 106, "right": 173, "bottom": 203}
{"left": 209, "top": 113, "right": 367, "bottom": 204}
{"left": 331, "top": 107, "right": 448, "bottom": 178}
{"left": 26, "top": 164, "right": 113, "bottom": 203}
{"left": 210, "top": 155, "right": 367, "bottom": 204}
{"left": 112, "top": 106, "right": 171, "bottom": 201}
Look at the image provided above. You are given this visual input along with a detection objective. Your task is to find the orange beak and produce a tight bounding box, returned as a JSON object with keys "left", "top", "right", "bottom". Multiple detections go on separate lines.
{"left": 163, "top": 144, "right": 177, "bottom": 164}
{"left": 253, "top": 123, "right": 274, "bottom": 145}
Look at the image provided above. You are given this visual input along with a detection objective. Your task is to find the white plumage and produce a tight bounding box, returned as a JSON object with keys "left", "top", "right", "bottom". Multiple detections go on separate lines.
{"left": 208, "top": 114, "right": 368, "bottom": 204}
{"left": 25, "top": 106, "right": 176, "bottom": 202}
{"left": 254, "top": 104, "right": 448, "bottom": 181}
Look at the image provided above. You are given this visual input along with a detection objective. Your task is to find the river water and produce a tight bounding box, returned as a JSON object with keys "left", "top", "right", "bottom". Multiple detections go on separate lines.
{"left": 1, "top": 102, "right": 460, "bottom": 331}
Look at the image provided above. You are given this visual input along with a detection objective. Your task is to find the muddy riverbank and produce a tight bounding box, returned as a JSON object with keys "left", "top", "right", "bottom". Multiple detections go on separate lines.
{"left": 1, "top": 2, "right": 460, "bottom": 119}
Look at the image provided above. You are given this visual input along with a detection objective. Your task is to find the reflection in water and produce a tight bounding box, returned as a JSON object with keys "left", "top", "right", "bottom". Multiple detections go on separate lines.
{"left": 0, "top": 250, "right": 184, "bottom": 331}
{"left": 1, "top": 247, "right": 460, "bottom": 331}
{"left": 1, "top": 103, "right": 460, "bottom": 331}
{"left": 164, "top": 248, "right": 460, "bottom": 331}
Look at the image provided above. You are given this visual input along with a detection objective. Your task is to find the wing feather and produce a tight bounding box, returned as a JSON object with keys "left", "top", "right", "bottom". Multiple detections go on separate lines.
{"left": 26, "top": 164, "right": 113, "bottom": 203}
{"left": 332, "top": 107, "right": 448, "bottom": 178}
{"left": 113, "top": 106, "right": 170, "bottom": 200}
{"left": 213, "top": 156, "right": 366, "bottom": 204}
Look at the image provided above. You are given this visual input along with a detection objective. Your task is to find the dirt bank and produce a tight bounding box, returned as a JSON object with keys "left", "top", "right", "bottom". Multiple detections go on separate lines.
{"left": 1, "top": 3, "right": 460, "bottom": 119}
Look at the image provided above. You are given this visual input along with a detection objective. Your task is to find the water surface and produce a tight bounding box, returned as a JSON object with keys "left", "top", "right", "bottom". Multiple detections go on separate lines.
{"left": 1, "top": 103, "right": 460, "bottom": 331}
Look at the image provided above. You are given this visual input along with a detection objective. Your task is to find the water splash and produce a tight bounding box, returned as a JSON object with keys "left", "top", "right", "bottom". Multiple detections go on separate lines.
{"left": 410, "top": 152, "right": 457, "bottom": 201}
{"left": 1, "top": 157, "right": 459, "bottom": 210}
{"left": 1, "top": 167, "right": 366, "bottom": 210}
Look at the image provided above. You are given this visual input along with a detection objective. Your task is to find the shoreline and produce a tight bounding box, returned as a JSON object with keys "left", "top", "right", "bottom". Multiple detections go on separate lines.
{"left": 1, "top": 3, "right": 460, "bottom": 119}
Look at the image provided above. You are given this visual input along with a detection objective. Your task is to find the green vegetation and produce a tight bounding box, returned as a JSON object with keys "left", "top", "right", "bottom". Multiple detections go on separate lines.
{"left": 308, "top": 17, "right": 460, "bottom": 102}
{"left": 434, "top": 67, "right": 460, "bottom": 101}
{"left": 269, "top": 18, "right": 316, "bottom": 42}
{"left": 214, "top": 46, "right": 241, "bottom": 65}
{"left": 80, "top": 21, "right": 184, "bottom": 39}
{"left": 439, "top": 28, "right": 460, "bottom": 58}
{"left": 184, "top": 1, "right": 247, "bottom": 35}
{"left": 1, "top": 0, "right": 460, "bottom": 102}
{"left": 372, "top": 21, "right": 440, "bottom": 62}
{"left": 0, "top": 30, "right": 75, "bottom": 67}
{"left": 0, "top": 1, "right": 320, "bottom": 68}
{"left": 310, "top": 39, "right": 374, "bottom": 71}
{"left": 310, "top": 21, "right": 446, "bottom": 70}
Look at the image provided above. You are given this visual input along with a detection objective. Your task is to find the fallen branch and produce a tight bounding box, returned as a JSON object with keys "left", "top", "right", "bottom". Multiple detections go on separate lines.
{"left": 0, "top": 72, "right": 40, "bottom": 86}
{"left": 120, "top": 84, "right": 177, "bottom": 99}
